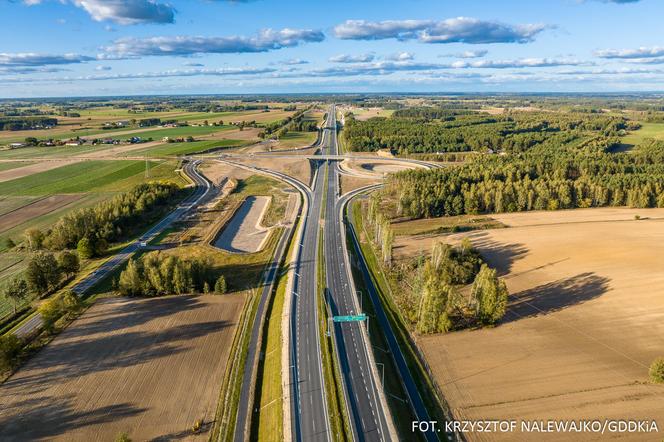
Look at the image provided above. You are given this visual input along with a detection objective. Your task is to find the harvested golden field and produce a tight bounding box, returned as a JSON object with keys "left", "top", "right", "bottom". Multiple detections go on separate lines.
{"left": 418, "top": 208, "right": 664, "bottom": 441}
{"left": 0, "top": 294, "right": 244, "bottom": 442}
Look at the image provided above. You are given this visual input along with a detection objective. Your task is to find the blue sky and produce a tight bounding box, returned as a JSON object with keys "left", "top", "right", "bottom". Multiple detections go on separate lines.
{"left": 2, "top": 0, "right": 664, "bottom": 97}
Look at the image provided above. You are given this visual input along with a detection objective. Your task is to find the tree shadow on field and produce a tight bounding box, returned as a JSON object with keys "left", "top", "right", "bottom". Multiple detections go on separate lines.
{"left": 1, "top": 318, "right": 232, "bottom": 395}
{"left": 502, "top": 272, "right": 610, "bottom": 324}
{"left": 66, "top": 295, "right": 207, "bottom": 337}
{"left": 469, "top": 232, "right": 529, "bottom": 276}
{"left": 0, "top": 393, "right": 145, "bottom": 441}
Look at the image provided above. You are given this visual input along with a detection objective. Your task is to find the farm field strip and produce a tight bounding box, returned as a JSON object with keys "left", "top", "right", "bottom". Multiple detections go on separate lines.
{"left": 417, "top": 207, "right": 664, "bottom": 441}
{"left": 0, "top": 160, "right": 178, "bottom": 195}
{"left": 0, "top": 194, "right": 83, "bottom": 233}
{"left": 0, "top": 160, "right": 81, "bottom": 183}
{"left": 133, "top": 138, "right": 248, "bottom": 157}
{"left": 0, "top": 193, "right": 110, "bottom": 250}
{"left": 0, "top": 295, "right": 244, "bottom": 441}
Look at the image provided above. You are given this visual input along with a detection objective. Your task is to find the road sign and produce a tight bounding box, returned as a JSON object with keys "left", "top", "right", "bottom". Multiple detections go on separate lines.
{"left": 333, "top": 314, "right": 367, "bottom": 323}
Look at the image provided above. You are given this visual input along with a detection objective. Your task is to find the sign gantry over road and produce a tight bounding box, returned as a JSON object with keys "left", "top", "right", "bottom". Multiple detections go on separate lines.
{"left": 333, "top": 314, "right": 367, "bottom": 323}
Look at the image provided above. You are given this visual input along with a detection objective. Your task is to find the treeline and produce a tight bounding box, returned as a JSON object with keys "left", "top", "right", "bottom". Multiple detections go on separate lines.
{"left": 0, "top": 117, "right": 58, "bottom": 131}
{"left": 386, "top": 140, "right": 664, "bottom": 218}
{"left": 341, "top": 110, "right": 639, "bottom": 154}
{"left": 41, "top": 182, "right": 181, "bottom": 255}
{"left": 118, "top": 252, "right": 226, "bottom": 296}
{"left": 259, "top": 107, "right": 316, "bottom": 139}
{"left": 392, "top": 107, "right": 473, "bottom": 120}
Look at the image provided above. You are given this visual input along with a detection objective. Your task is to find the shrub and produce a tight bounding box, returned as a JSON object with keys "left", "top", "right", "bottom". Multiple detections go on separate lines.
{"left": 649, "top": 357, "right": 664, "bottom": 384}
{"left": 4, "top": 238, "right": 15, "bottom": 249}
{"left": 115, "top": 432, "right": 132, "bottom": 442}
{"left": 57, "top": 251, "right": 80, "bottom": 276}
{"left": 0, "top": 334, "right": 22, "bottom": 371}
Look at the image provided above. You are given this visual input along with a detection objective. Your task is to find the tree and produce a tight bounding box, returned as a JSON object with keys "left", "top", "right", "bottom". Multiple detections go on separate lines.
{"left": 25, "top": 252, "right": 61, "bottom": 295}
{"left": 649, "top": 357, "right": 664, "bottom": 384}
{"left": 203, "top": 281, "right": 211, "bottom": 294}
{"left": 214, "top": 276, "right": 227, "bottom": 295}
{"left": 0, "top": 334, "right": 22, "bottom": 371}
{"left": 77, "top": 237, "right": 94, "bottom": 259}
{"left": 118, "top": 259, "right": 143, "bottom": 296}
{"left": 2, "top": 277, "right": 29, "bottom": 315}
{"left": 24, "top": 228, "right": 44, "bottom": 250}
{"left": 416, "top": 263, "right": 454, "bottom": 334}
{"left": 57, "top": 251, "right": 80, "bottom": 277}
{"left": 471, "top": 264, "right": 509, "bottom": 325}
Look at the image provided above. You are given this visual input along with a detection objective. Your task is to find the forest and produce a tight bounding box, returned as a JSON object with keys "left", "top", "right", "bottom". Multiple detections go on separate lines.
{"left": 341, "top": 108, "right": 639, "bottom": 154}
{"left": 384, "top": 138, "right": 664, "bottom": 218}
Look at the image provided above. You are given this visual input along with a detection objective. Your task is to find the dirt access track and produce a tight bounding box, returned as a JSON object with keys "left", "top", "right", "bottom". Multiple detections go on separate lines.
{"left": 0, "top": 294, "right": 243, "bottom": 442}
{"left": 418, "top": 208, "right": 664, "bottom": 441}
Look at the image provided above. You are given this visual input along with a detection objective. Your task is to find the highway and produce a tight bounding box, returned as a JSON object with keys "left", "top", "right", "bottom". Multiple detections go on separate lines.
{"left": 289, "top": 114, "right": 332, "bottom": 441}
{"left": 323, "top": 106, "right": 393, "bottom": 441}
{"left": 12, "top": 160, "right": 212, "bottom": 339}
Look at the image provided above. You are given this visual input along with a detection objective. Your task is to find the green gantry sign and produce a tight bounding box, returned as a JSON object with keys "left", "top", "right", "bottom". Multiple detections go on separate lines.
{"left": 333, "top": 314, "right": 367, "bottom": 323}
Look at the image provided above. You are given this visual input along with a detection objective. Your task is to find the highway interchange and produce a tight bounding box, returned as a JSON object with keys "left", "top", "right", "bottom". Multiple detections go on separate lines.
{"left": 7, "top": 105, "right": 440, "bottom": 442}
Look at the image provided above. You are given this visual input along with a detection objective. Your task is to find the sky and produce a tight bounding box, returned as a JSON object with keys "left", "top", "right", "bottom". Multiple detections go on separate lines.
{"left": 2, "top": 0, "right": 664, "bottom": 97}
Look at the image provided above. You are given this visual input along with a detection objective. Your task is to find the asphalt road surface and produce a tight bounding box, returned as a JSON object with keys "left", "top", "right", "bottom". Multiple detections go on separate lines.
{"left": 12, "top": 160, "right": 211, "bottom": 339}
{"left": 323, "top": 107, "right": 391, "bottom": 441}
{"left": 289, "top": 117, "right": 332, "bottom": 442}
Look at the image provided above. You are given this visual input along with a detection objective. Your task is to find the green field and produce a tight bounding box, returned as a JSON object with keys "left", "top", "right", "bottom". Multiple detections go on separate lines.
{"left": 0, "top": 159, "right": 185, "bottom": 196}
{"left": 0, "top": 252, "right": 31, "bottom": 320}
{"left": 277, "top": 131, "right": 317, "bottom": 148}
{"left": 0, "top": 162, "right": 34, "bottom": 172}
{"left": 104, "top": 125, "right": 231, "bottom": 141}
{"left": 0, "top": 143, "right": 119, "bottom": 159}
{"left": 622, "top": 122, "right": 664, "bottom": 145}
{"left": 135, "top": 139, "right": 248, "bottom": 156}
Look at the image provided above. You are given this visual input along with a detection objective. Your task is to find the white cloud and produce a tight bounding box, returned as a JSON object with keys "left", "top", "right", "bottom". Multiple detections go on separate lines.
{"left": 385, "top": 52, "right": 414, "bottom": 61}
{"left": 595, "top": 46, "right": 664, "bottom": 59}
{"left": 450, "top": 58, "right": 588, "bottom": 69}
{"left": 95, "top": 65, "right": 112, "bottom": 71}
{"left": 333, "top": 17, "right": 549, "bottom": 44}
{"left": 102, "top": 28, "right": 325, "bottom": 57}
{"left": 329, "top": 53, "right": 375, "bottom": 63}
{"left": 23, "top": 0, "right": 176, "bottom": 25}
{"left": 453, "top": 50, "right": 488, "bottom": 58}
{"left": 0, "top": 53, "right": 95, "bottom": 66}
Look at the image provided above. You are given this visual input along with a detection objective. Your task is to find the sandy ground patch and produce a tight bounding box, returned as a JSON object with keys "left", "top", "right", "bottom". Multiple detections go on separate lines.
{"left": 200, "top": 161, "right": 254, "bottom": 186}
{"left": 341, "top": 159, "right": 418, "bottom": 179}
{"left": 339, "top": 174, "right": 380, "bottom": 195}
{"left": 235, "top": 156, "right": 312, "bottom": 186}
{"left": 417, "top": 207, "right": 664, "bottom": 441}
{"left": 0, "top": 194, "right": 83, "bottom": 233}
{"left": 0, "top": 160, "right": 80, "bottom": 182}
{"left": 0, "top": 294, "right": 244, "bottom": 442}
{"left": 214, "top": 195, "right": 271, "bottom": 253}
